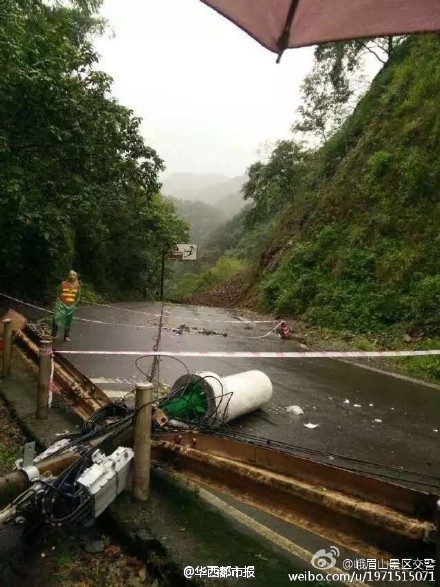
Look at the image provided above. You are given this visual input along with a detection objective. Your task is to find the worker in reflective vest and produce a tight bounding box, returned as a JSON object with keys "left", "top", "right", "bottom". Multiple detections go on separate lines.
{"left": 52, "top": 270, "right": 81, "bottom": 342}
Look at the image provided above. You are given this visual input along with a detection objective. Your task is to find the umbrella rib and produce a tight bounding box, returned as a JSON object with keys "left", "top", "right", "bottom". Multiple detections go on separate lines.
{"left": 276, "top": 0, "right": 300, "bottom": 63}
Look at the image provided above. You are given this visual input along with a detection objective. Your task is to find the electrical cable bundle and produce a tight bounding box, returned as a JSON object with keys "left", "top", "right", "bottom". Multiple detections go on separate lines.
{"left": 82, "top": 402, "right": 131, "bottom": 433}
{"left": 40, "top": 457, "right": 92, "bottom": 526}
{"left": 36, "top": 403, "right": 143, "bottom": 526}
{"left": 153, "top": 371, "right": 233, "bottom": 430}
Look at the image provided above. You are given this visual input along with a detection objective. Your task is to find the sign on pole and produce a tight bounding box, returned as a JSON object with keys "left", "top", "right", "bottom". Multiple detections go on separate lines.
{"left": 169, "top": 244, "right": 198, "bottom": 261}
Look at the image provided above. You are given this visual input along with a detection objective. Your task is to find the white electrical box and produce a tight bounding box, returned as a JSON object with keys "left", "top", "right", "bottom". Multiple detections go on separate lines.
{"left": 77, "top": 447, "right": 134, "bottom": 518}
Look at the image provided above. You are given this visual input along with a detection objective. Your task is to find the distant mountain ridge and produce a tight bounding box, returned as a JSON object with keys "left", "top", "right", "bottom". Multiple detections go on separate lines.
{"left": 161, "top": 172, "right": 248, "bottom": 217}
{"left": 161, "top": 172, "right": 229, "bottom": 198}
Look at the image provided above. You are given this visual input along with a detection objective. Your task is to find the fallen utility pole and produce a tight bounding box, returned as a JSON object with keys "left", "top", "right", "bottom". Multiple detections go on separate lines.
{"left": 4, "top": 320, "right": 440, "bottom": 573}
{"left": 0, "top": 421, "right": 437, "bottom": 565}
{"left": 0, "top": 425, "right": 133, "bottom": 509}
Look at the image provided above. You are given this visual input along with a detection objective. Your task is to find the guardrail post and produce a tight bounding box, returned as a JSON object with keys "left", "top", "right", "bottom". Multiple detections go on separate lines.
{"left": 133, "top": 381, "right": 153, "bottom": 501}
{"left": 1, "top": 319, "right": 13, "bottom": 378}
{"left": 36, "top": 339, "right": 52, "bottom": 420}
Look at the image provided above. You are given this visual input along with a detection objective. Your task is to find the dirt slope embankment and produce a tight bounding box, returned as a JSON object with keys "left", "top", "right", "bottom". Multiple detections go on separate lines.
{"left": 189, "top": 269, "right": 257, "bottom": 309}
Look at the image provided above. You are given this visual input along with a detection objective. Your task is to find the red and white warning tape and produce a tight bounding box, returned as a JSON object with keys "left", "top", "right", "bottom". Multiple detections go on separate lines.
{"left": 57, "top": 349, "right": 440, "bottom": 358}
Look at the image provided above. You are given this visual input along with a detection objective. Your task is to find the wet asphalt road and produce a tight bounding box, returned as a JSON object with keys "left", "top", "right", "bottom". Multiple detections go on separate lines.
{"left": 49, "top": 301, "right": 440, "bottom": 489}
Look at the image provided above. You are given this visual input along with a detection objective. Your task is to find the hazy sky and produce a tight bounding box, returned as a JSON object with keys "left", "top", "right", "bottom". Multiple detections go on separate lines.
{"left": 94, "top": 0, "right": 315, "bottom": 179}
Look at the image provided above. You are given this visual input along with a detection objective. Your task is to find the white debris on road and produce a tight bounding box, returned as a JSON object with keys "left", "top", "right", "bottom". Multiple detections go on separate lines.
{"left": 304, "top": 423, "right": 319, "bottom": 429}
{"left": 374, "top": 419, "right": 383, "bottom": 423}
{"left": 286, "top": 405, "right": 304, "bottom": 415}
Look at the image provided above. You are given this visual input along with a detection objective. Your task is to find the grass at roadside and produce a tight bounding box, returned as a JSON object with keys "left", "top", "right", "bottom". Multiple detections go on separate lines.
{"left": 284, "top": 319, "right": 440, "bottom": 384}
{"left": 0, "top": 401, "right": 25, "bottom": 475}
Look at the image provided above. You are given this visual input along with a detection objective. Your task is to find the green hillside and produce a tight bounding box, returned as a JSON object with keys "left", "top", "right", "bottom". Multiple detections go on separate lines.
{"left": 259, "top": 36, "right": 440, "bottom": 335}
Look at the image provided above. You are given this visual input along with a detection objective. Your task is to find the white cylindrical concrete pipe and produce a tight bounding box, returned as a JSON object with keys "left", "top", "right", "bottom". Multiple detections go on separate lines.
{"left": 169, "top": 370, "right": 273, "bottom": 426}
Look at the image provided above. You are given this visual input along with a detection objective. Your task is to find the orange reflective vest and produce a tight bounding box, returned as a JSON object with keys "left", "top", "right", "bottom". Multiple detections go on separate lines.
{"left": 60, "top": 281, "right": 79, "bottom": 305}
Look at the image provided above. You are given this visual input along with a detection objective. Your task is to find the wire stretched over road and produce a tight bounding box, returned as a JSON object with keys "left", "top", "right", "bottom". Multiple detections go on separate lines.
{"left": 0, "top": 292, "right": 159, "bottom": 329}
{"left": 83, "top": 301, "right": 277, "bottom": 324}
{"left": 0, "top": 293, "right": 279, "bottom": 340}
{"left": 204, "top": 427, "right": 440, "bottom": 491}
{"left": 0, "top": 292, "right": 277, "bottom": 325}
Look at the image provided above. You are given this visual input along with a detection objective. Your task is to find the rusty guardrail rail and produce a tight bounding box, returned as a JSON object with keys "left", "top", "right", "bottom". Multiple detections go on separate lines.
{"left": 15, "top": 325, "right": 110, "bottom": 419}
{"left": 153, "top": 432, "right": 438, "bottom": 561}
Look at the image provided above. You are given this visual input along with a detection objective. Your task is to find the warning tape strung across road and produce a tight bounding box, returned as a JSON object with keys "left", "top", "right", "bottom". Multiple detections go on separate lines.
{"left": 57, "top": 349, "right": 440, "bottom": 358}
{"left": 74, "top": 317, "right": 157, "bottom": 329}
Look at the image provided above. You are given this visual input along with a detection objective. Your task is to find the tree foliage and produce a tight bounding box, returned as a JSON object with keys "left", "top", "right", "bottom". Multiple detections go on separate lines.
{"left": 241, "top": 140, "right": 309, "bottom": 228}
{"left": 169, "top": 198, "right": 226, "bottom": 247}
{"left": 0, "top": 0, "right": 188, "bottom": 300}
{"left": 294, "top": 38, "right": 400, "bottom": 141}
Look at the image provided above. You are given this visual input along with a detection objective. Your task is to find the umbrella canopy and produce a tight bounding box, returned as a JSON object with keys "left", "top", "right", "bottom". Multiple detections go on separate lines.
{"left": 200, "top": 0, "right": 440, "bottom": 60}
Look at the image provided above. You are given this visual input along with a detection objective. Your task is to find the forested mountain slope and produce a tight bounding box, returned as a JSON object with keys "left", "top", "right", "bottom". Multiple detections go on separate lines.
{"left": 235, "top": 36, "right": 440, "bottom": 336}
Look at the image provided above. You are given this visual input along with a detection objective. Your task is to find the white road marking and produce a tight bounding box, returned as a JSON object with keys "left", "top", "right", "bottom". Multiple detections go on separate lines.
{"left": 102, "top": 390, "right": 132, "bottom": 399}
{"left": 91, "top": 377, "right": 132, "bottom": 385}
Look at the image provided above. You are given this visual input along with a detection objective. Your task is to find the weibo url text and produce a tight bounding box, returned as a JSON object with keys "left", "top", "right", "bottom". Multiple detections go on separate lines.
{"left": 288, "top": 570, "right": 435, "bottom": 583}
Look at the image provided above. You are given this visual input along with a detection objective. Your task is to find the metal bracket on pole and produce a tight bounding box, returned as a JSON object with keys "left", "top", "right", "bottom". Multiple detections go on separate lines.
{"left": 133, "top": 381, "right": 153, "bottom": 501}
{"left": 1, "top": 319, "right": 13, "bottom": 378}
{"left": 36, "top": 339, "right": 52, "bottom": 420}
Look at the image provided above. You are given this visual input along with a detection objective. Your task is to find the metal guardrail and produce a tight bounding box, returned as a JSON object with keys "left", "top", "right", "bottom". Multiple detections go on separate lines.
{"left": 15, "top": 325, "right": 110, "bottom": 420}
{"left": 153, "top": 432, "right": 438, "bottom": 562}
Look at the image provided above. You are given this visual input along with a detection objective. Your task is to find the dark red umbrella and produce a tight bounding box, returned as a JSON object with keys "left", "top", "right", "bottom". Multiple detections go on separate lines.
{"left": 200, "top": 0, "right": 440, "bottom": 60}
